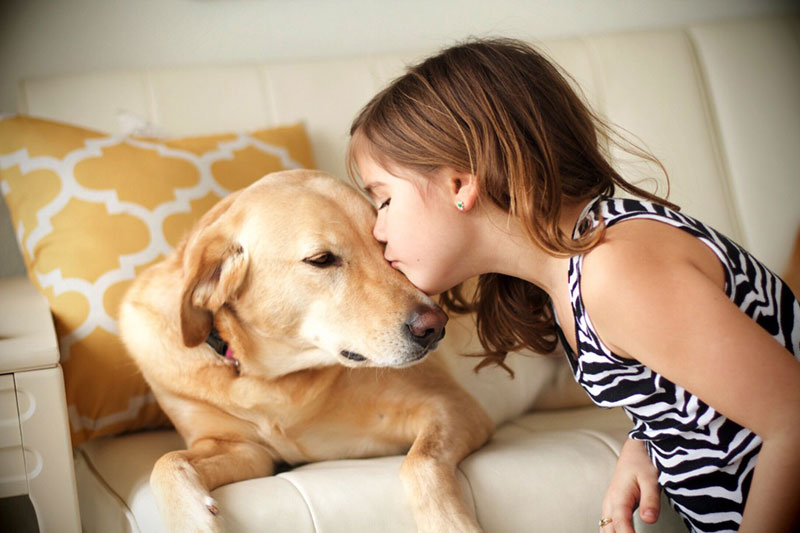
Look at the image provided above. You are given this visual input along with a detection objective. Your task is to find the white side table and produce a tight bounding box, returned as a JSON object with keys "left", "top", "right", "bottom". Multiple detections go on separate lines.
{"left": 0, "top": 276, "right": 81, "bottom": 532}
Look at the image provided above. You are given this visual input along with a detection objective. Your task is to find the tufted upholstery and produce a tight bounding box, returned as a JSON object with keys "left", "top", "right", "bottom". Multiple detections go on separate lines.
{"left": 15, "top": 18, "right": 800, "bottom": 276}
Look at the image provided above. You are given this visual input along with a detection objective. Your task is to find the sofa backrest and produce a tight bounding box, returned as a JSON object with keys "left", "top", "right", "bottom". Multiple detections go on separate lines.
{"left": 9, "top": 15, "right": 800, "bottom": 275}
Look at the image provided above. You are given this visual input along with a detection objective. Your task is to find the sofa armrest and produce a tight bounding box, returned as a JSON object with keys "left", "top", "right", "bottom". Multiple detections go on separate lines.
{"left": 0, "top": 276, "right": 60, "bottom": 373}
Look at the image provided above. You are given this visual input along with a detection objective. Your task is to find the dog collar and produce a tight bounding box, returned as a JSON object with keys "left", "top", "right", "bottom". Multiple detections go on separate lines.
{"left": 205, "top": 327, "right": 240, "bottom": 375}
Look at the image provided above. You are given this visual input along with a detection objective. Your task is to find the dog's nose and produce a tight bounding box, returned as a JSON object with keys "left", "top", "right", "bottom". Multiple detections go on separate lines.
{"left": 405, "top": 305, "right": 448, "bottom": 348}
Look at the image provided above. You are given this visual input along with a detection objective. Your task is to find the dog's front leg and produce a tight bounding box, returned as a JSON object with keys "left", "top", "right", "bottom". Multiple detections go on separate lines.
{"left": 401, "top": 397, "right": 494, "bottom": 533}
{"left": 150, "top": 437, "right": 274, "bottom": 533}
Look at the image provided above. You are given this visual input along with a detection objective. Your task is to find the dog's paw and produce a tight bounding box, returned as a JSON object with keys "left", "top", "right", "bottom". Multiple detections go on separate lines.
{"left": 160, "top": 490, "right": 224, "bottom": 533}
{"left": 205, "top": 495, "right": 220, "bottom": 515}
{"left": 151, "top": 457, "right": 225, "bottom": 533}
{"left": 418, "top": 523, "right": 482, "bottom": 533}
{"left": 415, "top": 511, "right": 483, "bottom": 533}
{"left": 156, "top": 489, "right": 224, "bottom": 533}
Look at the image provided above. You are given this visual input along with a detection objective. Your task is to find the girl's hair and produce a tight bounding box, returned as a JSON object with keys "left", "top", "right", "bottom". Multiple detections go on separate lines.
{"left": 347, "top": 37, "right": 676, "bottom": 373}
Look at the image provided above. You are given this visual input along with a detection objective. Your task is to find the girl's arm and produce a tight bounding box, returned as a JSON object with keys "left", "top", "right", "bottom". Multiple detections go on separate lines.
{"left": 581, "top": 221, "right": 800, "bottom": 533}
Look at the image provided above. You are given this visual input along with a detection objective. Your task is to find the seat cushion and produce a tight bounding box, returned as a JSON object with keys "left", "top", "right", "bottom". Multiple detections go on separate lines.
{"left": 76, "top": 406, "right": 686, "bottom": 532}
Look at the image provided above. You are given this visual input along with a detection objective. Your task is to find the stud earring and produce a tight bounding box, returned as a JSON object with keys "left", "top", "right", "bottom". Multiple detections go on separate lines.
{"left": 456, "top": 201, "right": 465, "bottom": 211}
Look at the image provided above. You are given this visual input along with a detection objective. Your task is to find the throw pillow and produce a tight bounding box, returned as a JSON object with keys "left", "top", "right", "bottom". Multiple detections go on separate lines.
{"left": 0, "top": 114, "right": 315, "bottom": 444}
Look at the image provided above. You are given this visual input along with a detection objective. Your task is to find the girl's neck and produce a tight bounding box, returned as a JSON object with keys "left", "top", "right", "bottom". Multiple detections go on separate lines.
{"left": 467, "top": 199, "right": 592, "bottom": 297}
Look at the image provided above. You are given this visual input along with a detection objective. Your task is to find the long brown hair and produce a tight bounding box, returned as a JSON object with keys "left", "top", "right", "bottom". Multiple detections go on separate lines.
{"left": 347, "top": 37, "right": 676, "bottom": 373}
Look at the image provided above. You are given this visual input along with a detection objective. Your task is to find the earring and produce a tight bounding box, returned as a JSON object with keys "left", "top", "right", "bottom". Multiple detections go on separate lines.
{"left": 456, "top": 201, "right": 465, "bottom": 211}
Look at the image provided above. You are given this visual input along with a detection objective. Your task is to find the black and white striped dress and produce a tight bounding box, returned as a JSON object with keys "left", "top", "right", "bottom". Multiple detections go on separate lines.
{"left": 555, "top": 197, "right": 800, "bottom": 532}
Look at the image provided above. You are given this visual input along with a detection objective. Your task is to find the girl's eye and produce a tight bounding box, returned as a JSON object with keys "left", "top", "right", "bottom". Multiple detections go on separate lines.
{"left": 379, "top": 198, "right": 391, "bottom": 210}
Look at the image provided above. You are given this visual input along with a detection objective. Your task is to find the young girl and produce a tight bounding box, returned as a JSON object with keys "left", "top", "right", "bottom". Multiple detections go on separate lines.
{"left": 347, "top": 39, "right": 800, "bottom": 533}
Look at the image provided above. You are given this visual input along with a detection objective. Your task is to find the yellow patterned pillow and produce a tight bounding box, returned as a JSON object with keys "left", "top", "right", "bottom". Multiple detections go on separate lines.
{"left": 0, "top": 115, "right": 315, "bottom": 444}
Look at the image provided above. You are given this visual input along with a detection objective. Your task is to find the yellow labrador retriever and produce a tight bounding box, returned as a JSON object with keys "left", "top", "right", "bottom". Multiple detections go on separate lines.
{"left": 119, "top": 169, "right": 578, "bottom": 533}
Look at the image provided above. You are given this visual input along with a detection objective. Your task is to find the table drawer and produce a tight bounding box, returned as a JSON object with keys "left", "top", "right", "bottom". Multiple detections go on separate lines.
{"left": 0, "top": 373, "right": 27, "bottom": 497}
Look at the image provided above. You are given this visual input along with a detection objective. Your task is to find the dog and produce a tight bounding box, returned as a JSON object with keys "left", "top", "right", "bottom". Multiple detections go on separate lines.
{"left": 119, "top": 169, "right": 581, "bottom": 533}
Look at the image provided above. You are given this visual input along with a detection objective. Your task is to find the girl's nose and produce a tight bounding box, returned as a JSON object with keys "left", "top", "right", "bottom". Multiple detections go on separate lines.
{"left": 373, "top": 214, "right": 386, "bottom": 243}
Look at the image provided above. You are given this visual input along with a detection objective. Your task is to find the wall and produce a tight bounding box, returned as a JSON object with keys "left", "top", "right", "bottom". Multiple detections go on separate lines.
{"left": 0, "top": 0, "right": 798, "bottom": 277}
{"left": 2, "top": 0, "right": 798, "bottom": 112}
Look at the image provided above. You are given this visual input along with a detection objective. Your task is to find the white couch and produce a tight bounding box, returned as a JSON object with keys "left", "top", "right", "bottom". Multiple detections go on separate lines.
{"left": 2, "top": 15, "right": 798, "bottom": 533}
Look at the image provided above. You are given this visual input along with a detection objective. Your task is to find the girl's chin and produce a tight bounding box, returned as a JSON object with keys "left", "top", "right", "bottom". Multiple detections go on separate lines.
{"left": 400, "top": 272, "right": 436, "bottom": 295}
{"left": 399, "top": 266, "right": 456, "bottom": 297}
{"left": 408, "top": 277, "right": 449, "bottom": 298}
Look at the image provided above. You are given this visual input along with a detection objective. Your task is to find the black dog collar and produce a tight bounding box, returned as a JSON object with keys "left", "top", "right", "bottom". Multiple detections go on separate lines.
{"left": 205, "top": 327, "right": 240, "bottom": 375}
{"left": 205, "top": 327, "right": 229, "bottom": 357}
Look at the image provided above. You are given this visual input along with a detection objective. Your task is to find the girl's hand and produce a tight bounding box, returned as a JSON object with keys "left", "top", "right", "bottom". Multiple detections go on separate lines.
{"left": 600, "top": 438, "right": 660, "bottom": 532}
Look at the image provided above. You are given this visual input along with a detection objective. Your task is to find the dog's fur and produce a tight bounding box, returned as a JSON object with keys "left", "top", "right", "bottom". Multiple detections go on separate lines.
{"left": 120, "top": 170, "right": 580, "bottom": 532}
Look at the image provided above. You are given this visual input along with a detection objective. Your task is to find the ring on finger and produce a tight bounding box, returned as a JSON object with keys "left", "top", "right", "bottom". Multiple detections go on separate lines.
{"left": 599, "top": 517, "right": 613, "bottom": 527}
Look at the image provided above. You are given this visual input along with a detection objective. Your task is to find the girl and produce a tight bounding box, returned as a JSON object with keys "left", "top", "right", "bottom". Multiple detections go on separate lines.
{"left": 347, "top": 38, "right": 800, "bottom": 533}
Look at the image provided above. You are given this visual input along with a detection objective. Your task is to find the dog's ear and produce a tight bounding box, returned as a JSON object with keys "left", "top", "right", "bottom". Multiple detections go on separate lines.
{"left": 179, "top": 223, "right": 250, "bottom": 348}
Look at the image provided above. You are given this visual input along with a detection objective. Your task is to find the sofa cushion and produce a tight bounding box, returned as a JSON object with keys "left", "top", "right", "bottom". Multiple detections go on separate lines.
{"left": 689, "top": 18, "right": 800, "bottom": 273}
{"left": 0, "top": 115, "right": 315, "bottom": 444}
{"left": 75, "top": 406, "right": 687, "bottom": 532}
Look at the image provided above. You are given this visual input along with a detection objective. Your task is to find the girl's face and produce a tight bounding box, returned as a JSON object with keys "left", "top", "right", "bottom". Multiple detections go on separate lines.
{"left": 357, "top": 154, "right": 472, "bottom": 296}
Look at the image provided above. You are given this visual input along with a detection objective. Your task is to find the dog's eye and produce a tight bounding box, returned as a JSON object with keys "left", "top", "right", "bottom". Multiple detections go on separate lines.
{"left": 303, "top": 252, "right": 340, "bottom": 268}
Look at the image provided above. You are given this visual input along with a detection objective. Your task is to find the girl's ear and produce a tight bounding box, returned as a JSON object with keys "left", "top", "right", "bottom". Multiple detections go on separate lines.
{"left": 449, "top": 169, "right": 480, "bottom": 211}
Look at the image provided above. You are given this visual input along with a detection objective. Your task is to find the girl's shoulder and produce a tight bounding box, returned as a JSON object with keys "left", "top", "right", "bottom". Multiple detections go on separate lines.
{"left": 577, "top": 205, "right": 728, "bottom": 357}
{"left": 583, "top": 213, "right": 725, "bottom": 287}
{"left": 579, "top": 197, "right": 726, "bottom": 289}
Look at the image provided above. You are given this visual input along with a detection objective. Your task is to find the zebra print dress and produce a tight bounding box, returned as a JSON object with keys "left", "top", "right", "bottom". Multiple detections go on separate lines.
{"left": 555, "top": 197, "right": 800, "bottom": 532}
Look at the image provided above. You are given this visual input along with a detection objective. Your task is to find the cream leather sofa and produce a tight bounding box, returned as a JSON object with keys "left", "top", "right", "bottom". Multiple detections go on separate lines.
{"left": 2, "top": 15, "right": 798, "bottom": 533}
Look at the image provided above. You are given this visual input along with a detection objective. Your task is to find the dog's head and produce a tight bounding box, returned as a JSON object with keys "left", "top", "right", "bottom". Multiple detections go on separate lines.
{"left": 179, "top": 169, "right": 447, "bottom": 377}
